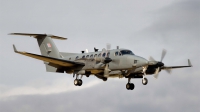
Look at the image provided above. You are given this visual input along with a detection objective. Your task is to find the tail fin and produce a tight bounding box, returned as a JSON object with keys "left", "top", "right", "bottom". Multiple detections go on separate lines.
{"left": 10, "top": 33, "right": 67, "bottom": 73}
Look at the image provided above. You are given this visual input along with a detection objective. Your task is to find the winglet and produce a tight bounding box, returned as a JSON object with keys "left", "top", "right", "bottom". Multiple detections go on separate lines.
{"left": 13, "top": 44, "right": 18, "bottom": 53}
{"left": 188, "top": 59, "right": 192, "bottom": 67}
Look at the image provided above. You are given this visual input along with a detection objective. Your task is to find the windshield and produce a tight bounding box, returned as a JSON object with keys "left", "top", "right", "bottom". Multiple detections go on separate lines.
{"left": 120, "top": 50, "right": 134, "bottom": 55}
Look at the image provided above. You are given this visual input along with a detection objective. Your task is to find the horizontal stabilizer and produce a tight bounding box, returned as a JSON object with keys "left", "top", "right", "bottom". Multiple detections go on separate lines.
{"left": 12, "top": 45, "right": 84, "bottom": 67}
{"left": 9, "top": 33, "right": 67, "bottom": 40}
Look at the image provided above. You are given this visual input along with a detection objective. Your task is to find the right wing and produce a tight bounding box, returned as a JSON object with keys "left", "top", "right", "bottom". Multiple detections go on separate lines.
{"left": 13, "top": 45, "right": 85, "bottom": 67}
{"left": 161, "top": 59, "right": 192, "bottom": 70}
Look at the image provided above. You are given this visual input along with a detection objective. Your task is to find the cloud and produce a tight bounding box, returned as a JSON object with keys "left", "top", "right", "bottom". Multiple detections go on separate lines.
{"left": 0, "top": 77, "right": 101, "bottom": 99}
{"left": 0, "top": 78, "right": 199, "bottom": 112}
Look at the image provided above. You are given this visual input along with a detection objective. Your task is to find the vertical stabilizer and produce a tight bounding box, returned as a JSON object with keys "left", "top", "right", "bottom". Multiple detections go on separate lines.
{"left": 36, "top": 35, "right": 63, "bottom": 73}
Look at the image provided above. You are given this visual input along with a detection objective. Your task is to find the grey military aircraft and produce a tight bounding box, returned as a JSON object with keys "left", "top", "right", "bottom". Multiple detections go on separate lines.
{"left": 10, "top": 33, "right": 192, "bottom": 90}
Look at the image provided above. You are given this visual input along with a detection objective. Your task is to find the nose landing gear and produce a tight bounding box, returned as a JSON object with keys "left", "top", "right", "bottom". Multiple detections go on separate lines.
{"left": 142, "top": 66, "right": 148, "bottom": 85}
{"left": 142, "top": 77, "right": 148, "bottom": 85}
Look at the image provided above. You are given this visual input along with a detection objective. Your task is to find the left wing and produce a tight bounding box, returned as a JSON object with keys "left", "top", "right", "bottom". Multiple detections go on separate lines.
{"left": 13, "top": 45, "right": 85, "bottom": 67}
{"left": 161, "top": 59, "right": 192, "bottom": 70}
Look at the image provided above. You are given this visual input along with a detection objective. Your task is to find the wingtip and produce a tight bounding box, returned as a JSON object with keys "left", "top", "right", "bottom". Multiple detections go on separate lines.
{"left": 13, "top": 44, "right": 17, "bottom": 52}
{"left": 8, "top": 33, "right": 14, "bottom": 35}
{"left": 188, "top": 59, "right": 192, "bottom": 67}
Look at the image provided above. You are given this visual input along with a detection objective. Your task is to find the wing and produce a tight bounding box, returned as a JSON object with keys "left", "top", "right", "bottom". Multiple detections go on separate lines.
{"left": 161, "top": 59, "right": 192, "bottom": 70}
{"left": 13, "top": 45, "right": 85, "bottom": 67}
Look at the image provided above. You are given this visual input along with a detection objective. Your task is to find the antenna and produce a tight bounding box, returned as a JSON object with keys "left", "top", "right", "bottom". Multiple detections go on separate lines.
{"left": 94, "top": 47, "right": 99, "bottom": 52}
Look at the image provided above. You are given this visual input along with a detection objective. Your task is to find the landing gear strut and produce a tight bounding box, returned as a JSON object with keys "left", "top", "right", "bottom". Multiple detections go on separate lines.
{"left": 126, "top": 78, "right": 134, "bottom": 90}
{"left": 142, "top": 66, "right": 148, "bottom": 85}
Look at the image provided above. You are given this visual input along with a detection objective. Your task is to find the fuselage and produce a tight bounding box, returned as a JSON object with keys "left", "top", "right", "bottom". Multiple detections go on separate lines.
{"left": 62, "top": 48, "right": 148, "bottom": 76}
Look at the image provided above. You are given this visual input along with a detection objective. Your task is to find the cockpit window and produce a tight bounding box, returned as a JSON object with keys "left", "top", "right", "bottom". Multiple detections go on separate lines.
{"left": 119, "top": 52, "right": 122, "bottom": 56}
{"left": 120, "top": 50, "right": 134, "bottom": 55}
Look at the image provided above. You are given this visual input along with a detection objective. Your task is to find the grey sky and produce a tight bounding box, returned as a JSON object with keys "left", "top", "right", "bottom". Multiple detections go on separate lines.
{"left": 0, "top": 0, "right": 199, "bottom": 112}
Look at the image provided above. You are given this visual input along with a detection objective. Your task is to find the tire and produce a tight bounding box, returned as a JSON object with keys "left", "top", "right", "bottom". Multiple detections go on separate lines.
{"left": 130, "top": 83, "right": 135, "bottom": 90}
{"left": 142, "top": 78, "right": 148, "bottom": 85}
{"left": 78, "top": 79, "right": 83, "bottom": 86}
{"left": 74, "top": 79, "right": 79, "bottom": 86}
{"left": 126, "top": 83, "right": 130, "bottom": 90}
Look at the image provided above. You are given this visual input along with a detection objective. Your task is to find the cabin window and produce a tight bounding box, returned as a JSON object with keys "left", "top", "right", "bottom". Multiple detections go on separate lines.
{"left": 76, "top": 56, "right": 79, "bottom": 59}
{"left": 82, "top": 55, "right": 85, "bottom": 58}
{"left": 90, "top": 54, "right": 93, "bottom": 58}
{"left": 86, "top": 55, "right": 89, "bottom": 58}
{"left": 107, "top": 52, "right": 110, "bottom": 57}
{"left": 102, "top": 53, "right": 106, "bottom": 57}
{"left": 98, "top": 53, "right": 101, "bottom": 57}
{"left": 94, "top": 54, "right": 97, "bottom": 57}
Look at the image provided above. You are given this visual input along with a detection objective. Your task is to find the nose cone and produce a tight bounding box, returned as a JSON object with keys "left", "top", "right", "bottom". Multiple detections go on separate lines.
{"left": 134, "top": 56, "right": 148, "bottom": 67}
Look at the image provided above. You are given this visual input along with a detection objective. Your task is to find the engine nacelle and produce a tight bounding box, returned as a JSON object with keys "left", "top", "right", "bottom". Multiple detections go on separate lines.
{"left": 77, "top": 70, "right": 91, "bottom": 77}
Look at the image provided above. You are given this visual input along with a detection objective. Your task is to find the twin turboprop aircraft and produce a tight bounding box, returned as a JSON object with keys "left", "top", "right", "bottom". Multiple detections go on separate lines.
{"left": 10, "top": 33, "right": 192, "bottom": 90}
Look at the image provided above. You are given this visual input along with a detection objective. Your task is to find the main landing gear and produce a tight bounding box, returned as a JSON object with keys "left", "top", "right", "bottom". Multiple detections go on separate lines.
{"left": 126, "top": 78, "right": 135, "bottom": 90}
{"left": 126, "top": 77, "right": 148, "bottom": 90}
{"left": 74, "top": 74, "right": 83, "bottom": 86}
{"left": 74, "top": 79, "right": 82, "bottom": 86}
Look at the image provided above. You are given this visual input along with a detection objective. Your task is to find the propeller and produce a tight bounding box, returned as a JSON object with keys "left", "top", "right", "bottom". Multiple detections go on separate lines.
{"left": 161, "top": 49, "right": 166, "bottom": 62}
{"left": 149, "top": 49, "right": 171, "bottom": 79}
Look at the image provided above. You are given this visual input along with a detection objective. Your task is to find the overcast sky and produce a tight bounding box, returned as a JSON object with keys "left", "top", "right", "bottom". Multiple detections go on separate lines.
{"left": 0, "top": 0, "right": 200, "bottom": 112}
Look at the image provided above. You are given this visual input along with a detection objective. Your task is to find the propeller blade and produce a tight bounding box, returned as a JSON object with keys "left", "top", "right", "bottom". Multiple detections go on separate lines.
{"left": 161, "top": 49, "right": 167, "bottom": 62}
{"left": 153, "top": 67, "right": 160, "bottom": 79}
{"left": 149, "top": 56, "right": 156, "bottom": 61}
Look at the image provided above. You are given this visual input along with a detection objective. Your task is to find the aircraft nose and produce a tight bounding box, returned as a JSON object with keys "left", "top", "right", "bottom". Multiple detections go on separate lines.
{"left": 134, "top": 56, "right": 148, "bottom": 67}
{"left": 140, "top": 58, "right": 148, "bottom": 66}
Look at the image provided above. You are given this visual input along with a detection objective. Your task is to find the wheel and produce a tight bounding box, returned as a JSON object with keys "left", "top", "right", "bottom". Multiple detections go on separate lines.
{"left": 126, "top": 83, "right": 131, "bottom": 90}
{"left": 130, "top": 83, "right": 135, "bottom": 90}
{"left": 102, "top": 77, "right": 107, "bottom": 81}
{"left": 142, "top": 78, "right": 148, "bottom": 85}
{"left": 126, "top": 83, "right": 135, "bottom": 90}
{"left": 78, "top": 79, "right": 82, "bottom": 86}
{"left": 74, "top": 79, "right": 79, "bottom": 86}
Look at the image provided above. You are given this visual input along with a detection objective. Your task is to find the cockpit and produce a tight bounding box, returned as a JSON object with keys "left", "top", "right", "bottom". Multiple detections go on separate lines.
{"left": 120, "top": 50, "right": 134, "bottom": 55}
{"left": 115, "top": 50, "right": 135, "bottom": 56}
